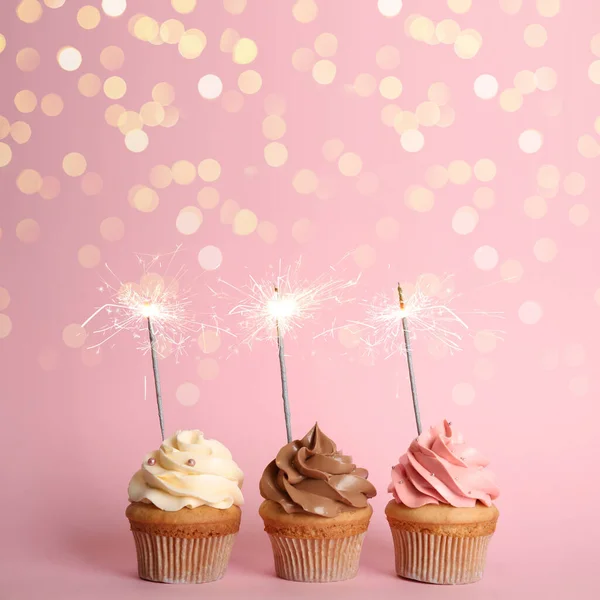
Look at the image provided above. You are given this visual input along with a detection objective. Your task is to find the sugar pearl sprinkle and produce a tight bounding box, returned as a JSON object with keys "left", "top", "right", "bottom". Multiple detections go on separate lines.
{"left": 147, "top": 457, "right": 156, "bottom": 466}
{"left": 186, "top": 458, "right": 196, "bottom": 466}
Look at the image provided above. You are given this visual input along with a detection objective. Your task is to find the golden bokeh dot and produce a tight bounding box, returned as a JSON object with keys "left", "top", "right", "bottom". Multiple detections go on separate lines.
{"left": 292, "top": 0, "right": 318, "bottom": 23}
{"left": 563, "top": 172, "right": 585, "bottom": 196}
{"left": 379, "top": 76, "right": 403, "bottom": 99}
{"left": 437, "top": 105, "right": 455, "bottom": 127}
{"left": 100, "top": 46, "right": 125, "bottom": 71}
{"left": 514, "top": 70, "right": 536, "bottom": 94}
{"left": 578, "top": 134, "right": 600, "bottom": 158}
{"left": 63, "top": 323, "right": 87, "bottom": 348}
{"left": 125, "top": 129, "right": 149, "bottom": 153}
{"left": 353, "top": 73, "right": 377, "bottom": 97}
{"left": 376, "top": 45, "right": 401, "bottom": 69}
{"left": 16, "top": 218, "right": 40, "bottom": 242}
{"left": 474, "top": 74, "right": 498, "bottom": 99}
{"left": 535, "top": 66, "right": 557, "bottom": 91}
{"left": 400, "top": 130, "right": 425, "bottom": 153}
{"left": 172, "top": 0, "right": 197, "bottom": 14}
{"left": 160, "top": 19, "right": 185, "bottom": 44}
{"left": 99, "top": 217, "right": 124, "bottom": 241}
{"left": 448, "top": 0, "right": 472, "bottom": 13}
{"left": 81, "top": 172, "right": 103, "bottom": 195}
{"left": 322, "top": 138, "right": 344, "bottom": 161}
{"left": 428, "top": 82, "right": 451, "bottom": 106}
{"left": 376, "top": 216, "right": 400, "bottom": 241}
{"left": 117, "top": 111, "right": 143, "bottom": 134}
{"left": 39, "top": 175, "right": 60, "bottom": 199}
{"left": 412, "top": 16, "right": 437, "bottom": 44}
{"left": 57, "top": 46, "right": 82, "bottom": 71}
{"left": 536, "top": 0, "right": 560, "bottom": 17}
{"left": 264, "top": 142, "right": 288, "bottom": 167}
{"left": 569, "top": 204, "right": 590, "bottom": 226}
{"left": 0, "top": 142, "right": 12, "bottom": 168}
{"left": 263, "top": 94, "right": 285, "bottom": 116}
{"left": 220, "top": 28, "right": 240, "bottom": 53}
{"left": 224, "top": 0, "right": 246, "bottom": 15}
{"left": 262, "top": 115, "right": 286, "bottom": 140}
{"left": 519, "top": 129, "right": 543, "bottom": 154}
{"left": 198, "top": 330, "right": 222, "bottom": 354}
{"left": 524, "top": 195, "right": 547, "bottom": 219}
{"left": 102, "top": 0, "right": 126, "bottom": 17}
{"left": 104, "top": 103, "right": 125, "bottom": 126}
{"left": 78, "top": 73, "right": 102, "bottom": 97}
{"left": 220, "top": 199, "right": 240, "bottom": 224}
{"left": 353, "top": 244, "right": 376, "bottom": 269}
{"left": 416, "top": 101, "right": 441, "bottom": 126}
{"left": 233, "top": 208, "right": 258, "bottom": 235}
{"left": 78, "top": 244, "right": 101, "bottom": 268}
{"left": 238, "top": 69, "right": 262, "bottom": 94}
{"left": 588, "top": 61, "right": 600, "bottom": 84}
{"left": 198, "top": 358, "right": 219, "bottom": 381}
{"left": 152, "top": 82, "right": 175, "bottom": 106}
{"left": 197, "top": 186, "right": 220, "bottom": 209}
{"left": 312, "top": 59, "right": 336, "bottom": 85}
{"left": 149, "top": 164, "right": 172, "bottom": 188}
{"left": 103, "top": 76, "right": 126, "bottom": 99}
{"left": 171, "top": 160, "right": 196, "bottom": 185}
{"left": 176, "top": 206, "right": 203, "bottom": 235}
{"left": 452, "top": 206, "right": 479, "bottom": 234}
{"left": 499, "top": 88, "right": 523, "bottom": 112}
{"left": 292, "top": 48, "right": 316, "bottom": 72}
{"left": 474, "top": 158, "right": 496, "bottom": 182}
{"left": 338, "top": 152, "right": 362, "bottom": 177}
{"left": 17, "top": 0, "right": 43, "bottom": 24}
{"left": 232, "top": 37, "right": 257, "bottom": 64}
{"left": 199, "top": 245, "right": 222, "bottom": 270}
{"left": 197, "top": 159, "right": 221, "bottom": 183}
{"left": 179, "top": 29, "right": 207, "bottom": 59}
{"left": 0, "top": 35, "right": 5, "bottom": 55}
{"left": 292, "top": 218, "right": 315, "bottom": 244}
{"left": 454, "top": 29, "right": 482, "bottom": 59}
{"left": 198, "top": 74, "right": 223, "bottom": 99}
{"left": 0, "top": 116, "right": 9, "bottom": 139}
{"left": 77, "top": 5, "right": 101, "bottom": 29}
{"left": 500, "top": 259, "right": 524, "bottom": 283}
{"left": 132, "top": 186, "right": 159, "bottom": 212}
{"left": 425, "top": 165, "right": 448, "bottom": 189}
{"left": 356, "top": 172, "right": 379, "bottom": 195}
{"left": 16, "top": 47, "right": 40, "bottom": 72}
{"left": 140, "top": 102, "right": 165, "bottom": 127}
{"left": 292, "top": 169, "right": 318, "bottom": 194}
{"left": 474, "top": 245, "right": 499, "bottom": 271}
{"left": 257, "top": 221, "right": 278, "bottom": 243}
{"left": 394, "top": 111, "right": 418, "bottom": 134}
{"left": 448, "top": 160, "right": 471, "bottom": 184}
{"left": 473, "top": 186, "right": 495, "bottom": 209}
{"left": 533, "top": 237, "right": 557, "bottom": 262}
{"left": 10, "top": 121, "right": 32, "bottom": 144}
{"left": 524, "top": 24, "right": 547, "bottom": 48}
{"left": 405, "top": 185, "right": 435, "bottom": 212}
{"left": 537, "top": 164, "right": 560, "bottom": 188}
{"left": 41, "top": 93, "right": 63, "bottom": 117}
{"left": 221, "top": 89, "right": 244, "bottom": 112}
{"left": 14, "top": 90, "right": 37, "bottom": 113}
{"left": 17, "top": 169, "right": 42, "bottom": 194}
{"left": 161, "top": 106, "right": 180, "bottom": 127}
{"left": 62, "top": 152, "right": 87, "bottom": 177}
{"left": 314, "top": 33, "right": 337, "bottom": 58}
{"left": 381, "top": 104, "right": 401, "bottom": 127}
{"left": 436, "top": 19, "right": 460, "bottom": 44}
{"left": 134, "top": 16, "right": 159, "bottom": 41}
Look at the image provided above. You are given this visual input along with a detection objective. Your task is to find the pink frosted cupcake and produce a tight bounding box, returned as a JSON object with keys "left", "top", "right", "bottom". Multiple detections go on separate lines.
{"left": 386, "top": 420, "right": 499, "bottom": 585}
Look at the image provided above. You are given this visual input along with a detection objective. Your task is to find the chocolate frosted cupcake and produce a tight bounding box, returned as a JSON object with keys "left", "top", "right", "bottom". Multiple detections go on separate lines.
{"left": 126, "top": 430, "right": 244, "bottom": 584}
{"left": 259, "top": 423, "right": 376, "bottom": 582}
{"left": 386, "top": 420, "right": 499, "bottom": 584}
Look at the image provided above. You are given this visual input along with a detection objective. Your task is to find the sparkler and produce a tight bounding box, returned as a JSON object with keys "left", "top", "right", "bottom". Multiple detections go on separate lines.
{"left": 82, "top": 247, "right": 228, "bottom": 440}
{"left": 221, "top": 259, "right": 358, "bottom": 442}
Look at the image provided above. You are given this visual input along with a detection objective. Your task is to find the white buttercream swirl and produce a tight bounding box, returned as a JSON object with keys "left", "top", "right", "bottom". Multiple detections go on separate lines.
{"left": 128, "top": 430, "right": 244, "bottom": 511}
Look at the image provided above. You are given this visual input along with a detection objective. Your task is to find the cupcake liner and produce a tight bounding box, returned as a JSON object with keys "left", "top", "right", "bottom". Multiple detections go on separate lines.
{"left": 131, "top": 531, "right": 236, "bottom": 584}
{"left": 389, "top": 526, "right": 492, "bottom": 585}
{"left": 267, "top": 533, "right": 366, "bottom": 583}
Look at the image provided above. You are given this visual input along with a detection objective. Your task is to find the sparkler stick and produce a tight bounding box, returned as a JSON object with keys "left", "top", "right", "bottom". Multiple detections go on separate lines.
{"left": 147, "top": 315, "right": 165, "bottom": 440}
{"left": 274, "top": 286, "right": 292, "bottom": 443}
{"left": 398, "top": 284, "right": 422, "bottom": 436}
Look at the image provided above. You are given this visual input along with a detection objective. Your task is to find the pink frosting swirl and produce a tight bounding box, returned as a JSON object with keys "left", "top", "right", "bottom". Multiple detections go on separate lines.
{"left": 388, "top": 420, "right": 499, "bottom": 508}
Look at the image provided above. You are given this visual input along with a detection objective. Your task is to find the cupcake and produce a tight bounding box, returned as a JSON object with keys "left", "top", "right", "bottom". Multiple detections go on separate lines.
{"left": 126, "top": 430, "right": 244, "bottom": 584}
{"left": 259, "top": 423, "right": 377, "bottom": 582}
{"left": 386, "top": 420, "right": 499, "bottom": 585}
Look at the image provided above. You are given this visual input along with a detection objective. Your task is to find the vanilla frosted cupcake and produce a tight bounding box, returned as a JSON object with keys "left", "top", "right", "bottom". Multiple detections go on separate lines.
{"left": 259, "top": 423, "right": 376, "bottom": 582}
{"left": 386, "top": 420, "right": 499, "bottom": 584}
{"left": 126, "top": 430, "right": 243, "bottom": 584}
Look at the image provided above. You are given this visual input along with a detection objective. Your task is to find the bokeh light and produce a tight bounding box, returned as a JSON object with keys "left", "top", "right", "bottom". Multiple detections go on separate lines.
{"left": 57, "top": 46, "right": 82, "bottom": 71}
{"left": 198, "top": 74, "right": 223, "bottom": 99}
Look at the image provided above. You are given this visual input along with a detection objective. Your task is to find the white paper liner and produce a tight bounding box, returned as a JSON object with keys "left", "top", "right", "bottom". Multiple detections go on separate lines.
{"left": 131, "top": 531, "right": 236, "bottom": 584}
{"left": 267, "top": 533, "right": 366, "bottom": 582}
{"left": 390, "top": 527, "right": 492, "bottom": 585}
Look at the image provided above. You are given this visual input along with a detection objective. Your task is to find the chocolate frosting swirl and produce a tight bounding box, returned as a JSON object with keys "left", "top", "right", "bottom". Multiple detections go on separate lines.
{"left": 259, "top": 423, "right": 377, "bottom": 517}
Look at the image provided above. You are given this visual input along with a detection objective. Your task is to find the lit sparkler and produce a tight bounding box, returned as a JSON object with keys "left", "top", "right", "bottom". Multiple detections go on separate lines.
{"left": 221, "top": 259, "right": 359, "bottom": 442}
{"left": 82, "top": 246, "right": 228, "bottom": 440}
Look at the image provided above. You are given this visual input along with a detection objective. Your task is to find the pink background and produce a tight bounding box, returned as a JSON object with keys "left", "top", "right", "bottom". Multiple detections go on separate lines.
{"left": 1, "top": 0, "right": 598, "bottom": 598}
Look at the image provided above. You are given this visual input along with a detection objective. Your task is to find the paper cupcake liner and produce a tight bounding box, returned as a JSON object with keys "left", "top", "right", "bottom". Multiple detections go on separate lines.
{"left": 131, "top": 531, "right": 236, "bottom": 584}
{"left": 390, "top": 527, "right": 492, "bottom": 585}
{"left": 267, "top": 533, "right": 366, "bottom": 583}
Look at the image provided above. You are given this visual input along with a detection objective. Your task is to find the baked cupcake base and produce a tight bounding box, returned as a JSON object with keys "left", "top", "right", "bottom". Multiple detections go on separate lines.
{"left": 126, "top": 502, "right": 241, "bottom": 584}
{"left": 385, "top": 500, "right": 499, "bottom": 585}
{"left": 259, "top": 500, "right": 372, "bottom": 583}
